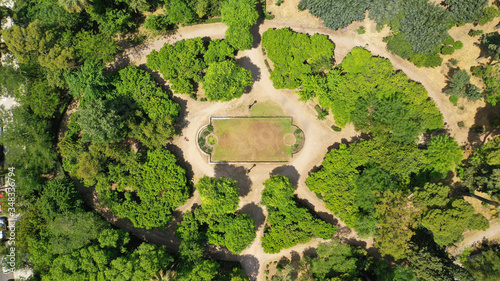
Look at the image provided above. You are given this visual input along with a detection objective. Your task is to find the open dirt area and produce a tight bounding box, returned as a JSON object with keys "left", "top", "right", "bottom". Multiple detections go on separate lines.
{"left": 92, "top": 2, "right": 500, "bottom": 279}
{"left": 211, "top": 117, "right": 294, "bottom": 162}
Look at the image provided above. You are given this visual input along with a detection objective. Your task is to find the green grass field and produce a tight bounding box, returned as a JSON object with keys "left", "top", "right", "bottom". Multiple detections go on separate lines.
{"left": 211, "top": 117, "right": 295, "bottom": 162}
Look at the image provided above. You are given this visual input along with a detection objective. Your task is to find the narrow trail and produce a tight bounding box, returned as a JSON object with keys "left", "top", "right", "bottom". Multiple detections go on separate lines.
{"left": 103, "top": 15, "right": 487, "bottom": 280}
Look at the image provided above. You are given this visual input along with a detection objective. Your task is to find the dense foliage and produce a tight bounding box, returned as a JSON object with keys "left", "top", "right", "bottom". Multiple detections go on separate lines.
{"left": 269, "top": 240, "right": 420, "bottom": 281}
{"left": 461, "top": 136, "right": 500, "bottom": 200}
{"left": 298, "top": 0, "right": 368, "bottom": 31}
{"left": 307, "top": 134, "right": 486, "bottom": 258}
{"left": 262, "top": 28, "right": 335, "bottom": 89}
{"left": 146, "top": 37, "right": 250, "bottom": 101}
{"left": 203, "top": 61, "right": 253, "bottom": 101}
{"left": 299, "top": 47, "right": 443, "bottom": 143}
{"left": 176, "top": 176, "right": 256, "bottom": 255}
{"left": 446, "top": 69, "right": 483, "bottom": 101}
{"left": 220, "top": 0, "right": 258, "bottom": 50}
{"left": 261, "top": 175, "right": 336, "bottom": 254}
{"left": 462, "top": 247, "right": 500, "bottom": 281}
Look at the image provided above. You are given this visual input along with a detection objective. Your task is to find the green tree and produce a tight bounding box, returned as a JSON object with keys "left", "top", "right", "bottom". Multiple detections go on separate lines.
{"left": 58, "top": 0, "right": 88, "bottom": 12}
{"left": 413, "top": 183, "right": 489, "bottom": 246}
{"left": 407, "top": 229, "right": 474, "bottom": 281}
{"left": 375, "top": 190, "right": 416, "bottom": 260}
{"left": 48, "top": 212, "right": 106, "bottom": 254}
{"left": 262, "top": 28, "right": 335, "bottom": 89}
{"left": 482, "top": 32, "right": 500, "bottom": 61}
{"left": 74, "top": 30, "right": 121, "bottom": 63}
{"left": 77, "top": 99, "right": 126, "bottom": 144}
{"left": 221, "top": 0, "right": 258, "bottom": 50}
{"left": 65, "top": 59, "right": 110, "bottom": 102}
{"left": 297, "top": 0, "right": 369, "bottom": 30}
{"left": 107, "top": 149, "right": 190, "bottom": 229}
{"left": 203, "top": 60, "right": 252, "bottom": 101}
{"left": 445, "top": 0, "right": 488, "bottom": 24}
{"left": 400, "top": 0, "right": 450, "bottom": 54}
{"left": 205, "top": 214, "right": 256, "bottom": 254}
{"left": 261, "top": 175, "right": 336, "bottom": 253}
{"left": 36, "top": 177, "right": 84, "bottom": 220}
{"left": 21, "top": 80, "right": 61, "bottom": 118}
{"left": 204, "top": 39, "right": 235, "bottom": 64}
{"left": 197, "top": 176, "right": 240, "bottom": 215}
{"left": 462, "top": 248, "right": 500, "bottom": 281}
{"left": 311, "top": 240, "right": 365, "bottom": 279}
{"left": 425, "top": 135, "right": 463, "bottom": 176}
{"left": 0, "top": 105, "right": 58, "bottom": 173}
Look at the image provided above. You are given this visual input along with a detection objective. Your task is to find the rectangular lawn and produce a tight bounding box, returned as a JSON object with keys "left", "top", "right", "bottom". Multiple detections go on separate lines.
{"left": 211, "top": 117, "right": 295, "bottom": 162}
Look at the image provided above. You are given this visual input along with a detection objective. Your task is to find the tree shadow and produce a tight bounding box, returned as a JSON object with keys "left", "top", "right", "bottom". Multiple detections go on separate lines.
{"left": 137, "top": 64, "right": 172, "bottom": 94}
{"left": 166, "top": 143, "right": 194, "bottom": 185}
{"left": 171, "top": 95, "right": 190, "bottom": 134}
{"left": 236, "top": 56, "right": 261, "bottom": 82}
{"left": 308, "top": 133, "right": 370, "bottom": 176}
{"left": 239, "top": 255, "right": 260, "bottom": 280}
{"left": 467, "top": 102, "right": 500, "bottom": 148}
{"left": 250, "top": 2, "right": 264, "bottom": 48}
{"left": 270, "top": 165, "right": 300, "bottom": 186}
{"left": 214, "top": 164, "right": 253, "bottom": 197}
{"left": 302, "top": 247, "right": 318, "bottom": 258}
{"left": 106, "top": 52, "right": 131, "bottom": 74}
{"left": 239, "top": 203, "right": 265, "bottom": 229}
{"left": 293, "top": 196, "right": 338, "bottom": 226}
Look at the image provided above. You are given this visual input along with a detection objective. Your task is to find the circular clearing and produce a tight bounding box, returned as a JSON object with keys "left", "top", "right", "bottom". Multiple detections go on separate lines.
{"left": 208, "top": 135, "right": 218, "bottom": 146}
{"left": 283, "top": 133, "right": 296, "bottom": 146}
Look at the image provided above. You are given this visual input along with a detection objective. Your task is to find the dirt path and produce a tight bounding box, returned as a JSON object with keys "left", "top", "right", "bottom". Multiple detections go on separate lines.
{"left": 450, "top": 221, "right": 500, "bottom": 256}
{"left": 103, "top": 9, "right": 499, "bottom": 280}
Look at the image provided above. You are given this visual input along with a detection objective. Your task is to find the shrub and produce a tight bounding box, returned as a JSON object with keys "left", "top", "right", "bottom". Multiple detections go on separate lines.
{"left": 314, "top": 105, "right": 329, "bottom": 120}
{"left": 199, "top": 138, "right": 206, "bottom": 146}
{"left": 444, "top": 37, "right": 455, "bottom": 45}
{"left": 409, "top": 51, "right": 443, "bottom": 68}
{"left": 376, "top": 24, "right": 383, "bottom": 33}
{"left": 453, "top": 41, "right": 463, "bottom": 49}
{"left": 207, "top": 125, "right": 214, "bottom": 131}
{"left": 478, "top": 7, "right": 500, "bottom": 26}
{"left": 441, "top": 46, "right": 455, "bottom": 55}
{"left": 357, "top": 26, "right": 366, "bottom": 34}
{"left": 295, "top": 129, "right": 302, "bottom": 134}
{"left": 144, "top": 15, "right": 173, "bottom": 31}
{"left": 471, "top": 66, "right": 488, "bottom": 78}
{"left": 449, "top": 96, "right": 458, "bottom": 105}
{"left": 331, "top": 125, "right": 342, "bottom": 132}
{"left": 275, "top": 0, "right": 283, "bottom": 6}
{"left": 457, "top": 121, "right": 465, "bottom": 128}
{"left": 203, "top": 131, "right": 210, "bottom": 136}
{"left": 448, "top": 58, "right": 459, "bottom": 66}
{"left": 468, "top": 29, "right": 483, "bottom": 37}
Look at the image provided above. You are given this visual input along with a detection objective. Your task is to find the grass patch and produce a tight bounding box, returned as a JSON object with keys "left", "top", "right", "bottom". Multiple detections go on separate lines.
{"left": 251, "top": 100, "right": 285, "bottom": 116}
{"left": 211, "top": 117, "right": 295, "bottom": 162}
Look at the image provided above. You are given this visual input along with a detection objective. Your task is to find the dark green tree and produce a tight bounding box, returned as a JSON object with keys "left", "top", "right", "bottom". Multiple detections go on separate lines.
{"left": 197, "top": 176, "right": 240, "bottom": 215}
{"left": 203, "top": 60, "right": 252, "bottom": 101}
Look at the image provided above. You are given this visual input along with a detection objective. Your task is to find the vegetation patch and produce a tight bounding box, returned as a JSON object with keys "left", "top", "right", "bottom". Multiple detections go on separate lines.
{"left": 261, "top": 175, "right": 336, "bottom": 253}
{"left": 262, "top": 28, "right": 335, "bottom": 89}
{"left": 299, "top": 47, "right": 443, "bottom": 143}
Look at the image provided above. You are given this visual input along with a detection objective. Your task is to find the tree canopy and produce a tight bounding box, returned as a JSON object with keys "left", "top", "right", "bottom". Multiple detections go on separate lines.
{"left": 203, "top": 60, "right": 252, "bottom": 101}
{"left": 261, "top": 175, "right": 336, "bottom": 253}
{"left": 262, "top": 28, "right": 335, "bottom": 89}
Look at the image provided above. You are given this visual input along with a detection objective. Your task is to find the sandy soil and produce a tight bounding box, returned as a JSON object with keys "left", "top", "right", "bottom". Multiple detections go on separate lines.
{"left": 101, "top": 3, "right": 500, "bottom": 279}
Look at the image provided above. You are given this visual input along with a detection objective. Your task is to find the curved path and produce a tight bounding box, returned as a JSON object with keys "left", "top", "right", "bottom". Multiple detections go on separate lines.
{"left": 105, "top": 17, "right": 483, "bottom": 280}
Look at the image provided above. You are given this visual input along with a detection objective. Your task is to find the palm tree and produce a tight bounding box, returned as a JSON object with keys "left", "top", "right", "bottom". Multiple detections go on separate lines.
{"left": 150, "top": 269, "right": 177, "bottom": 281}
{"left": 57, "top": 0, "right": 88, "bottom": 13}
